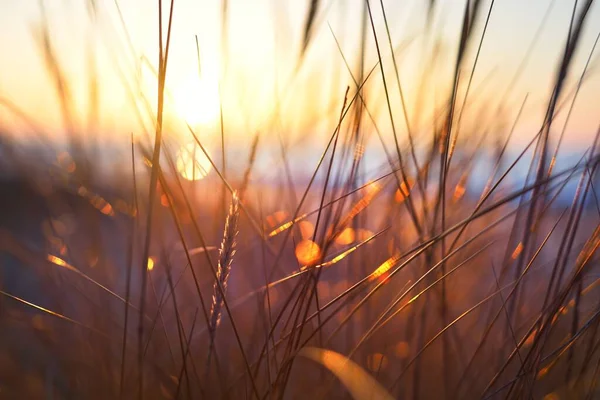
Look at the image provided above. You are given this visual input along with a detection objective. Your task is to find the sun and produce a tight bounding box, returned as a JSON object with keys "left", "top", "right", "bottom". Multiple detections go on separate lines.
{"left": 175, "top": 143, "right": 212, "bottom": 181}
{"left": 174, "top": 75, "right": 221, "bottom": 125}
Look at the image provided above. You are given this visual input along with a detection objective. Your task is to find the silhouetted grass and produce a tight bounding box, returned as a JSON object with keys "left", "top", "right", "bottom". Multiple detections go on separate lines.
{"left": 0, "top": 0, "right": 599, "bottom": 399}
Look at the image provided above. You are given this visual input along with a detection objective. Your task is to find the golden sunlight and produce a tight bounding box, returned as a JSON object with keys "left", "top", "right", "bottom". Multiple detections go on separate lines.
{"left": 47, "top": 255, "right": 68, "bottom": 267}
{"left": 295, "top": 240, "right": 321, "bottom": 266}
{"left": 369, "top": 253, "right": 400, "bottom": 282}
{"left": 299, "top": 221, "right": 315, "bottom": 240}
{"left": 394, "top": 178, "right": 415, "bottom": 203}
{"left": 174, "top": 75, "right": 221, "bottom": 126}
{"left": 147, "top": 257, "right": 155, "bottom": 271}
{"left": 176, "top": 143, "right": 212, "bottom": 181}
{"left": 335, "top": 228, "right": 355, "bottom": 246}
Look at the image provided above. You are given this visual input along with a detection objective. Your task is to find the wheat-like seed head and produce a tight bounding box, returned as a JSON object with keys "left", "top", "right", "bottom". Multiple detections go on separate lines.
{"left": 209, "top": 191, "right": 240, "bottom": 333}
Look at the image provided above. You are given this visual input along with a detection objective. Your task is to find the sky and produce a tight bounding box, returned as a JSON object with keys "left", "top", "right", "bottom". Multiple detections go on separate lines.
{"left": 0, "top": 0, "right": 599, "bottom": 154}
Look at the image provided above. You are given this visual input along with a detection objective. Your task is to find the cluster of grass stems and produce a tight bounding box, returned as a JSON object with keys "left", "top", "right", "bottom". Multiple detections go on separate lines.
{"left": 1, "top": 0, "right": 600, "bottom": 399}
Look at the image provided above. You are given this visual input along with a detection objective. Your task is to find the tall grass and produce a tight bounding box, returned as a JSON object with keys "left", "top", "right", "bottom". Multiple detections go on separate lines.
{"left": 0, "top": 0, "right": 599, "bottom": 399}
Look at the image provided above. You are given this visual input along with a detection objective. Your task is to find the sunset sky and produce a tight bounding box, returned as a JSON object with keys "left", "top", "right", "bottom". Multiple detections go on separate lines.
{"left": 0, "top": 0, "right": 599, "bottom": 152}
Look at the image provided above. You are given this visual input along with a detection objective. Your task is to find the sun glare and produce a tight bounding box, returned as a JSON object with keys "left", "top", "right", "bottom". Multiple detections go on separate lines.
{"left": 176, "top": 143, "right": 212, "bottom": 181}
{"left": 295, "top": 240, "right": 321, "bottom": 266}
{"left": 175, "top": 75, "right": 221, "bottom": 125}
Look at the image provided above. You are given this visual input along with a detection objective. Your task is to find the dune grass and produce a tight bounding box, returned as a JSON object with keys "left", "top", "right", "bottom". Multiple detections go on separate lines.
{"left": 0, "top": 0, "right": 600, "bottom": 399}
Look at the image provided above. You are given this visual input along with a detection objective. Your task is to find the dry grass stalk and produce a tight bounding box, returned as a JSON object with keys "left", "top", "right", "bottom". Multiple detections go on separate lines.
{"left": 209, "top": 191, "right": 240, "bottom": 334}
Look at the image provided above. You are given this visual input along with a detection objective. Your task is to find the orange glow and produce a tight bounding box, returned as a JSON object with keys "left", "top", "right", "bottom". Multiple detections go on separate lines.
{"left": 548, "top": 156, "right": 557, "bottom": 176}
{"left": 370, "top": 254, "right": 400, "bottom": 281}
{"left": 47, "top": 254, "right": 67, "bottom": 267}
{"left": 160, "top": 194, "right": 169, "bottom": 207}
{"left": 299, "top": 221, "right": 314, "bottom": 240}
{"left": 365, "top": 181, "right": 382, "bottom": 196}
{"left": 511, "top": 242, "right": 523, "bottom": 260}
{"left": 453, "top": 174, "right": 467, "bottom": 202}
{"left": 524, "top": 328, "right": 538, "bottom": 347}
{"left": 537, "top": 366, "right": 549, "bottom": 379}
{"left": 394, "top": 341, "right": 410, "bottom": 359}
{"left": 46, "top": 254, "right": 79, "bottom": 273}
{"left": 267, "top": 211, "right": 293, "bottom": 233}
{"left": 268, "top": 213, "right": 308, "bottom": 237}
{"left": 559, "top": 305, "right": 569, "bottom": 315}
{"left": 57, "top": 151, "right": 76, "bottom": 173}
{"left": 543, "top": 393, "right": 559, "bottom": 400}
{"left": 79, "top": 188, "right": 115, "bottom": 216}
{"left": 176, "top": 143, "right": 212, "bottom": 181}
{"left": 335, "top": 227, "right": 355, "bottom": 246}
{"left": 147, "top": 257, "right": 155, "bottom": 271}
{"left": 295, "top": 240, "right": 321, "bottom": 266}
{"left": 367, "top": 353, "right": 388, "bottom": 371}
{"left": 308, "top": 229, "right": 380, "bottom": 270}
{"left": 114, "top": 199, "right": 136, "bottom": 217}
{"left": 99, "top": 202, "right": 114, "bottom": 216}
{"left": 394, "top": 178, "right": 414, "bottom": 203}
{"left": 274, "top": 211, "right": 288, "bottom": 223}
{"left": 316, "top": 246, "right": 352, "bottom": 269}
{"left": 356, "top": 229, "right": 374, "bottom": 242}
{"left": 337, "top": 182, "right": 382, "bottom": 230}
{"left": 453, "top": 185, "right": 466, "bottom": 201}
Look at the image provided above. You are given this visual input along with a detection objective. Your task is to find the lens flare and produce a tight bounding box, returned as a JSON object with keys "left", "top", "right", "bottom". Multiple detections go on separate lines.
{"left": 299, "top": 221, "right": 315, "bottom": 239}
{"left": 147, "top": 257, "right": 155, "bottom": 271}
{"left": 335, "top": 227, "right": 355, "bottom": 246}
{"left": 295, "top": 240, "right": 321, "bottom": 266}
{"left": 176, "top": 143, "right": 212, "bottom": 181}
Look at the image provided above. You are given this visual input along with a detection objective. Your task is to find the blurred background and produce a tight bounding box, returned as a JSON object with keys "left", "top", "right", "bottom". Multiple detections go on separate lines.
{"left": 1, "top": 0, "right": 600, "bottom": 399}
{"left": 1, "top": 1, "right": 600, "bottom": 172}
